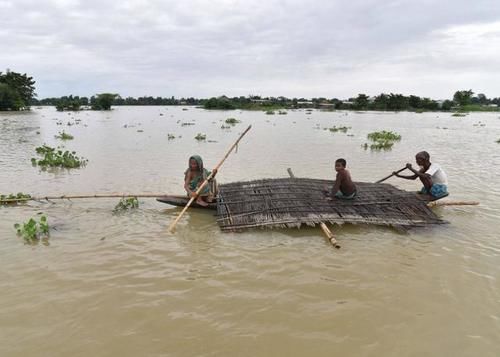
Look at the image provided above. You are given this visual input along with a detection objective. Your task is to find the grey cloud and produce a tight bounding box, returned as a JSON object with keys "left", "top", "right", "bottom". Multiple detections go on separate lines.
{"left": 1, "top": 0, "right": 500, "bottom": 98}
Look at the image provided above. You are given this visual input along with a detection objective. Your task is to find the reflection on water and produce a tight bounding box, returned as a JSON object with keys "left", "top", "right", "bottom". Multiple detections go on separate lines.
{"left": 1, "top": 107, "right": 500, "bottom": 356}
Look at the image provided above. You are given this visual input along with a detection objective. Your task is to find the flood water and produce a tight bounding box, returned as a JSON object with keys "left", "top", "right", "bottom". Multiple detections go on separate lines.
{"left": 1, "top": 106, "right": 500, "bottom": 356}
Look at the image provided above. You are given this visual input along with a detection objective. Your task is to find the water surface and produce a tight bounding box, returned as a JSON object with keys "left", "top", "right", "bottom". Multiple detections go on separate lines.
{"left": 1, "top": 107, "right": 499, "bottom": 356}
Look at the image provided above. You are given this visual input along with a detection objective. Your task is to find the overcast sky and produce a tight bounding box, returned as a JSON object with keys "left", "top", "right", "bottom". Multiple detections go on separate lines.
{"left": 1, "top": 0, "right": 500, "bottom": 99}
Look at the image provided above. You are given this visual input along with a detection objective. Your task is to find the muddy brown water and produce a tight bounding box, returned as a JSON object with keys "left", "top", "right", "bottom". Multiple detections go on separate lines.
{"left": 1, "top": 106, "right": 499, "bottom": 356}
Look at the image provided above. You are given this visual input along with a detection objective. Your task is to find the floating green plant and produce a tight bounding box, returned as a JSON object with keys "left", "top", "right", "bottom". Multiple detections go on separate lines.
{"left": 221, "top": 124, "right": 231, "bottom": 129}
{"left": 195, "top": 133, "right": 206, "bottom": 141}
{"left": 181, "top": 122, "right": 195, "bottom": 126}
{"left": 225, "top": 118, "right": 240, "bottom": 124}
{"left": 452, "top": 113, "right": 467, "bottom": 117}
{"left": 364, "top": 130, "right": 401, "bottom": 151}
{"left": 278, "top": 110, "right": 287, "bottom": 115}
{"left": 329, "top": 126, "right": 351, "bottom": 133}
{"left": 265, "top": 110, "right": 275, "bottom": 115}
{"left": 367, "top": 131, "right": 401, "bottom": 142}
{"left": 167, "top": 134, "right": 176, "bottom": 140}
{"left": 55, "top": 131, "right": 74, "bottom": 140}
{"left": 31, "top": 145, "right": 87, "bottom": 169}
{"left": 113, "top": 197, "right": 139, "bottom": 212}
{"left": 496, "top": 138, "right": 500, "bottom": 143}
{"left": 14, "top": 215, "right": 49, "bottom": 243}
{"left": 1, "top": 192, "right": 31, "bottom": 205}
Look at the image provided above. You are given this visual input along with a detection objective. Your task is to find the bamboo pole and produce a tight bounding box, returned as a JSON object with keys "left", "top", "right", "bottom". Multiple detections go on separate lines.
{"left": 427, "top": 200, "right": 479, "bottom": 208}
{"left": 375, "top": 167, "right": 407, "bottom": 183}
{"left": 0, "top": 193, "right": 165, "bottom": 203}
{"left": 320, "top": 222, "right": 340, "bottom": 248}
{"left": 168, "top": 125, "right": 252, "bottom": 233}
{"left": 287, "top": 168, "right": 340, "bottom": 249}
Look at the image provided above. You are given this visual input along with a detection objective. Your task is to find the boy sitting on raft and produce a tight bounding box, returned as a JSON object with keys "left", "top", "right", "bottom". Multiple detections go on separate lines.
{"left": 184, "top": 155, "right": 217, "bottom": 207}
{"left": 392, "top": 151, "right": 448, "bottom": 199}
{"left": 327, "top": 158, "right": 357, "bottom": 200}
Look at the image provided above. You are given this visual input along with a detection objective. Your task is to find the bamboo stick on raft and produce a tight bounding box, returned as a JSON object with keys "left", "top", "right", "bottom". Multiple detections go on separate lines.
{"left": 320, "top": 222, "right": 340, "bottom": 249}
{"left": 286, "top": 168, "right": 340, "bottom": 249}
{"left": 427, "top": 201, "right": 479, "bottom": 208}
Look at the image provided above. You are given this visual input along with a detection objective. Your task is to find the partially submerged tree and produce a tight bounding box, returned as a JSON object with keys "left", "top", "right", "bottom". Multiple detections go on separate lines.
{"left": 0, "top": 83, "right": 24, "bottom": 110}
{"left": 91, "top": 93, "right": 119, "bottom": 110}
{"left": 0, "top": 70, "right": 36, "bottom": 110}
{"left": 453, "top": 90, "right": 474, "bottom": 106}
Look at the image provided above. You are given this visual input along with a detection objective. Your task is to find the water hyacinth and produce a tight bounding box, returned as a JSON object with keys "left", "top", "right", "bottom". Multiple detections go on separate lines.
{"left": 365, "top": 130, "right": 401, "bottom": 151}
{"left": 14, "top": 215, "right": 49, "bottom": 243}
{"left": 225, "top": 118, "right": 240, "bottom": 125}
{"left": 55, "top": 131, "right": 74, "bottom": 140}
{"left": 113, "top": 197, "right": 139, "bottom": 212}
{"left": 32, "top": 145, "right": 87, "bottom": 169}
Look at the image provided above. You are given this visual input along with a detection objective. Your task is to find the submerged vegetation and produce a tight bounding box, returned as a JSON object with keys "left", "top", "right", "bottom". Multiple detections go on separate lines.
{"left": 225, "top": 117, "right": 240, "bottom": 124}
{"left": 364, "top": 131, "right": 402, "bottom": 150}
{"left": 1, "top": 192, "right": 31, "bottom": 205}
{"left": 55, "top": 131, "right": 74, "bottom": 140}
{"left": 328, "top": 126, "right": 351, "bottom": 133}
{"left": 14, "top": 215, "right": 49, "bottom": 243}
{"left": 31, "top": 145, "right": 87, "bottom": 169}
{"left": 113, "top": 197, "right": 139, "bottom": 212}
{"left": 55, "top": 95, "right": 83, "bottom": 111}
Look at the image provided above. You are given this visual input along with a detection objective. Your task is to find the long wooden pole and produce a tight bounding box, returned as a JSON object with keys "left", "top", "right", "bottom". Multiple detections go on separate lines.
{"left": 168, "top": 125, "right": 252, "bottom": 233}
{"left": 0, "top": 193, "right": 165, "bottom": 203}
{"left": 375, "top": 167, "right": 407, "bottom": 183}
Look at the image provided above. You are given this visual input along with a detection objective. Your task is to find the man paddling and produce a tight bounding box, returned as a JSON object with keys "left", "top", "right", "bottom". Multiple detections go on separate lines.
{"left": 392, "top": 151, "right": 448, "bottom": 199}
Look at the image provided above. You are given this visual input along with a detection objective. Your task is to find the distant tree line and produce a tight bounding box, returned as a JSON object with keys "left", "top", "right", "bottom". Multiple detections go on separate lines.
{"left": 35, "top": 93, "right": 118, "bottom": 111}
{"left": 31, "top": 91, "right": 500, "bottom": 112}
{"left": 201, "top": 91, "right": 500, "bottom": 111}
{"left": 3, "top": 70, "right": 500, "bottom": 112}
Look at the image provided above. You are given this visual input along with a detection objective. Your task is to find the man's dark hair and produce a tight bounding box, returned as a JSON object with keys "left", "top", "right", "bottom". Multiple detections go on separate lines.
{"left": 416, "top": 151, "right": 430, "bottom": 160}
{"left": 335, "top": 158, "right": 347, "bottom": 167}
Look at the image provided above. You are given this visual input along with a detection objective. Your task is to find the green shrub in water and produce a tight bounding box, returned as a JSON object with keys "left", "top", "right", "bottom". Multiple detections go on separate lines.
{"left": 225, "top": 118, "right": 240, "bottom": 124}
{"left": 194, "top": 133, "right": 206, "bottom": 141}
{"left": 265, "top": 110, "right": 275, "bottom": 115}
{"left": 55, "top": 131, "right": 74, "bottom": 140}
{"left": 113, "top": 197, "right": 139, "bottom": 212}
{"left": 14, "top": 215, "right": 49, "bottom": 243}
{"left": 31, "top": 145, "right": 87, "bottom": 169}
{"left": 364, "top": 130, "right": 401, "bottom": 151}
